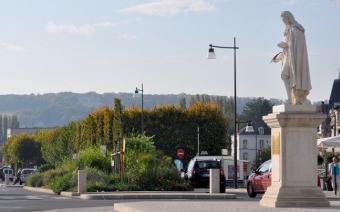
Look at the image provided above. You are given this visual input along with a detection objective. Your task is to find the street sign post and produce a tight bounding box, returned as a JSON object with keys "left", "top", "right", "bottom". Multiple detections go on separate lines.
{"left": 177, "top": 149, "right": 184, "bottom": 158}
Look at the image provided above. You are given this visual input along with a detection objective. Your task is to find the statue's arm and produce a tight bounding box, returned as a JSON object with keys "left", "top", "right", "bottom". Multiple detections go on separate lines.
{"left": 278, "top": 42, "right": 288, "bottom": 48}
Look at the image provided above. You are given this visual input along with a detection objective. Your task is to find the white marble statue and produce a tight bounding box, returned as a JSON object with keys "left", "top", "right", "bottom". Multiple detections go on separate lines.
{"left": 272, "top": 11, "right": 312, "bottom": 105}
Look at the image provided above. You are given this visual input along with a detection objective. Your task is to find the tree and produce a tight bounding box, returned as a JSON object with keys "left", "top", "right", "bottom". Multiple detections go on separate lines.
{"left": 241, "top": 97, "right": 274, "bottom": 123}
{"left": 252, "top": 145, "right": 271, "bottom": 169}
{"left": 124, "top": 133, "right": 155, "bottom": 172}
{"left": 113, "top": 99, "right": 123, "bottom": 152}
{"left": 39, "top": 125, "right": 75, "bottom": 166}
{"left": 0, "top": 115, "right": 3, "bottom": 143}
{"left": 179, "top": 98, "right": 186, "bottom": 109}
{"left": 3, "top": 133, "right": 43, "bottom": 166}
{"left": 11, "top": 115, "right": 20, "bottom": 128}
{"left": 38, "top": 129, "right": 62, "bottom": 165}
{"left": 3, "top": 115, "right": 8, "bottom": 142}
{"left": 189, "top": 96, "right": 196, "bottom": 107}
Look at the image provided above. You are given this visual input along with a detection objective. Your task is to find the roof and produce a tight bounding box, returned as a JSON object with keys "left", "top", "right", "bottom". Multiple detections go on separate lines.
{"left": 329, "top": 79, "right": 340, "bottom": 109}
{"left": 238, "top": 121, "right": 271, "bottom": 135}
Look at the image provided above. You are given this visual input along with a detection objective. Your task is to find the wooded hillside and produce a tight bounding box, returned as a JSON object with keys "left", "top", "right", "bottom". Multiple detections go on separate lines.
{"left": 0, "top": 92, "right": 284, "bottom": 128}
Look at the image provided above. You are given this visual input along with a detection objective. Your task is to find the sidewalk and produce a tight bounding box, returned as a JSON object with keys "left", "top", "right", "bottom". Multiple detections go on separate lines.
{"left": 113, "top": 189, "right": 340, "bottom": 212}
{"left": 16, "top": 185, "right": 340, "bottom": 212}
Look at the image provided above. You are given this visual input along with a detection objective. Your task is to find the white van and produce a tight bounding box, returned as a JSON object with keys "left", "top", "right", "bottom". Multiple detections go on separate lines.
{"left": 0, "top": 167, "right": 14, "bottom": 181}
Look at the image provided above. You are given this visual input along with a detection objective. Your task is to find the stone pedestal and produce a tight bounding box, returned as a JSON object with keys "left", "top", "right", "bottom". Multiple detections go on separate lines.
{"left": 260, "top": 105, "right": 330, "bottom": 207}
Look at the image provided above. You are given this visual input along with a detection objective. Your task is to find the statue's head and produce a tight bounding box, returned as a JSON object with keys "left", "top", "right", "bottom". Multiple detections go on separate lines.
{"left": 281, "top": 11, "right": 297, "bottom": 25}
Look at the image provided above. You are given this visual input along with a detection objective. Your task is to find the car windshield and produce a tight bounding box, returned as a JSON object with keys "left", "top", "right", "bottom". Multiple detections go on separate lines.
{"left": 197, "top": 161, "right": 220, "bottom": 169}
{"left": 23, "top": 170, "right": 34, "bottom": 174}
{"left": 257, "top": 161, "right": 271, "bottom": 173}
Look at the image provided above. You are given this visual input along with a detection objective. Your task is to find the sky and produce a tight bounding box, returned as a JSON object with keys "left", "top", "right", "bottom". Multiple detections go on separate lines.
{"left": 0, "top": 0, "right": 339, "bottom": 103}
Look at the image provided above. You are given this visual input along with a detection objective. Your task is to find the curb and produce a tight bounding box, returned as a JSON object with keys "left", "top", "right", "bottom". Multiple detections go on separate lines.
{"left": 21, "top": 186, "right": 340, "bottom": 199}
{"left": 80, "top": 192, "right": 236, "bottom": 200}
{"left": 21, "top": 186, "right": 238, "bottom": 200}
{"left": 23, "top": 186, "right": 55, "bottom": 194}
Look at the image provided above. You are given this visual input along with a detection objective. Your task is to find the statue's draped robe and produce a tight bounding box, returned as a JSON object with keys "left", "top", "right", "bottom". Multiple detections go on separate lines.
{"left": 281, "top": 23, "right": 312, "bottom": 94}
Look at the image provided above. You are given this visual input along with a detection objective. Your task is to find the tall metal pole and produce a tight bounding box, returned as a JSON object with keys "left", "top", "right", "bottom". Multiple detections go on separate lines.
{"left": 233, "top": 37, "right": 238, "bottom": 189}
{"left": 197, "top": 126, "right": 200, "bottom": 156}
{"left": 141, "top": 83, "right": 144, "bottom": 134}
{"left": 206, "top": 37, "right": 239, "bottom": 188}
{"left": 78, "top": 124, "right": 81, "bottom": 170}
{"left": 255, "top": 121, "right": 258, "bottom": 168}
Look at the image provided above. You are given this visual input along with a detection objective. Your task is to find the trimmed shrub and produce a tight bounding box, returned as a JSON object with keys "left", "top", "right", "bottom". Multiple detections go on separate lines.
{"left": 51, "top": 172, "right": 77, "bottom": 194}
{"left": 26, "top": 172, "right": 43, "bottom": 187}
{"left": 42, "top": 167, "right": 69, "bottom": 188}
{"left": 78, "top": 147, "right": 111, "bottom": 172}
{"left": 85, "top": 167, "right": 122, "bottom": 192}
{"left": 38, "top": 164, "right": 55, "bottom": 173}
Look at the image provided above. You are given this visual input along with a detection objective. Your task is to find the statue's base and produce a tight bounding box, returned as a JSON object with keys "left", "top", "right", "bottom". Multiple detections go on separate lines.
{"left": 261, "top": 104, "right": 329, "bottom": 208}
{"left": 260, "top": 186, "right": 330, "bottom": 207}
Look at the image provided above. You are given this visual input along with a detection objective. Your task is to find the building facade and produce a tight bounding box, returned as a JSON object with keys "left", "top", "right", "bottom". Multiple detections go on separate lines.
{"left": 7, "top": 127, "right": 54, "bottom": 139}
{"left": 231, "top": 122, "right": 271, "bottom": 166}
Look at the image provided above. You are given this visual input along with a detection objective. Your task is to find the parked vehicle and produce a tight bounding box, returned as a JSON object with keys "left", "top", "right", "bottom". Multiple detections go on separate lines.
{"left": 191, "top": 155, "right": 251, "bottom": 188}
{"left": 246, "top": 160, "right": 321, "bottom": 197}
{"left": 20, "top": 168, "right": 37, "bottom": 184}
{"left": 185, "top": 158, "right": 226, "bottom": 193}
{"left": 0, "top": 167, "right": 14, "bottom": 181}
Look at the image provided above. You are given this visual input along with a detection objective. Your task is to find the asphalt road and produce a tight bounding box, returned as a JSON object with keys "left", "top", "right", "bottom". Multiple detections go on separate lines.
{"left": 0, "top": 186, "right": 115, "bottom": 212}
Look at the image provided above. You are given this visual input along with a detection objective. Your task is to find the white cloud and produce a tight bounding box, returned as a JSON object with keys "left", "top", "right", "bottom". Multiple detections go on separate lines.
{"left": 46, "top": 22, "right": 94, "bottom": 36}
{"left": 93, "top": 19, "right": 137, "bottom": 28}
{"left": 4, "top": 44, "right": 26, "bottom": 52}
{"left": 93, "top": 22, "right": 116, "bottom": 27}
{"left": 119, "top": 33, "right": 139, "bottom": 39}
{"left": 282, "top": 1, "right": 296, "bottom": 5}
{"left": 118, "top": 0, "right": 216, "bottom": 17}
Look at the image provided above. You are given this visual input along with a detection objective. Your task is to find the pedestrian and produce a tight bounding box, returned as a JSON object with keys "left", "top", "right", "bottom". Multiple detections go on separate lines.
{"left": 13, "top": 168, "right": 21, "bottom": 185}
{"left": 328, "top": 157, "right": 340, "bottom": 193}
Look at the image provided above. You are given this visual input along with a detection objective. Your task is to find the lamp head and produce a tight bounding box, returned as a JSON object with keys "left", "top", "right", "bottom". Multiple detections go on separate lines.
{"left": 206, "top": 45, "right": 217, "bottom": 59}
{"left": 133, "top": 88, "right": 141, "bottom": 98}
{"left": 245, "top": 121, "right": 255, "bottom": 133}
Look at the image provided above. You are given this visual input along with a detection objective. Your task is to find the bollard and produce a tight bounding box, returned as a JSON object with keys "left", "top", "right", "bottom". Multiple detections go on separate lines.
{"left": 78, "top": 170, "right": 87, "bottom": 194}
{"left": 5, "top": 174, "right": 9, "bottom": 185}
{"left": 209, "top": 169, "right": 219, "bottom": 193}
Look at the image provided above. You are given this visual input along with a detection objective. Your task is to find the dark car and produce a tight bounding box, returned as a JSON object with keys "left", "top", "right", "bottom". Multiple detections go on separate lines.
{"left": 185, "top": 158, "right": 226, "bottom": 193}
{"left": 246, "top": 160, "right": 321, "bottom": 198}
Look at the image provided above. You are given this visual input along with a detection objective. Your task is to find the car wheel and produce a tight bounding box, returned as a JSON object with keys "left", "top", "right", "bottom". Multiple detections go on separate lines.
{"left": 247, "top": 183, "right": 257, "bottom": 198}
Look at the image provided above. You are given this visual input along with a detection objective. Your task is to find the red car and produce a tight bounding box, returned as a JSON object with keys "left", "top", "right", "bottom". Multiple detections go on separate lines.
{"left": 246, "top": 160, "right": 321, "bottom": 198}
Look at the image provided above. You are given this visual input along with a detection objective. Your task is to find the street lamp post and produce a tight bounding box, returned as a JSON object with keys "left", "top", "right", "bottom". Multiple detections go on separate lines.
{"left": 134, "top": 84, "right": 144, "bottom": 134}
{"left": 197, "top": 126, "right": 200, "bottom": 156}
{"left": 207, "top": 37, "right": 239, "bottom": 188}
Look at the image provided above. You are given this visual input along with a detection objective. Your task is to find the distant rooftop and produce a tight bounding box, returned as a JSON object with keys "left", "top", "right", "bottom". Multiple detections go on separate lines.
{"left": 329, "top": 78, "right": 340, "bottom": 109}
